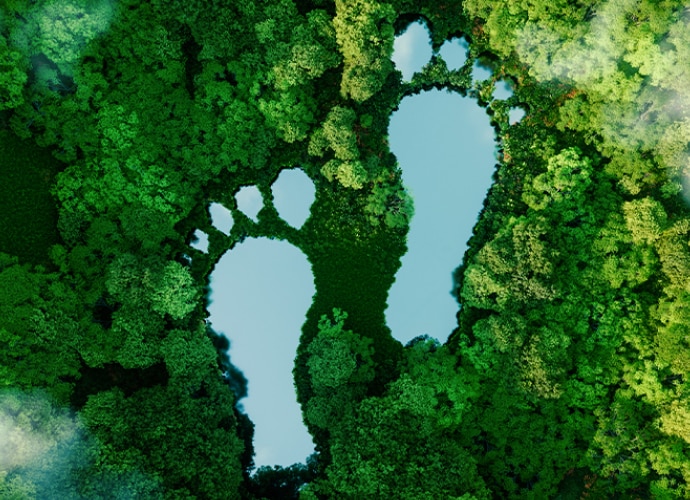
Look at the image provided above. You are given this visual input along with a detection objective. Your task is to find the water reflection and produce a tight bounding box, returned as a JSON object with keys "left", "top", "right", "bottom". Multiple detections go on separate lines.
{"left": 439, "top": 37, "right": 468, "bottom": 69}
{"left": 209, "top": 202, "right": 233, "bottom": 235}
{"left": 271, "top": 169, "right": 315, "bottom": 229}
{"left": 190, "top": 229, "right": 209, "bottom": 253}
{"left": 386, "top": 89, "right": 496, "bottom": 345}
{"left": 208, "top": 238, "right": 315, "bottom": 467}
{"left": 471, "top": 59, "right": 493, "bottom": 82}
{"left": 509, "top": 107, "right": 526, "bottom": 124}
{"left": 494, "top": 80, "right": 514, "bottom": 101}
{"left": 392, "top": 21, "right": 432, "bottom": 81}
{"left": 236, "top": 185, "right": 263, "bottom": 222}
{"left": 386, "top": 24, "right": 507, "bottom": 344}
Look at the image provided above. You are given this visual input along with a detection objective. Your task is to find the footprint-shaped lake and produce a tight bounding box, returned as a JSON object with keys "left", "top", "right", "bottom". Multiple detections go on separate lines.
{"left": 202, "top": 21, "right": 507, "bottom": 469}
{"left": 205, "top": 170, "right": 316, "bottom": 468}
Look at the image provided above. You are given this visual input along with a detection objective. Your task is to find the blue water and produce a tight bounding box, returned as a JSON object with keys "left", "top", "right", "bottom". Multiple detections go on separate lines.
{"left": 385, "top": 90, "right": 497, "bottom": 345}
{"left": 385, "top": 25, "right": 505, "bottom": 345}
{"left": 208, "top": 238, "right": 315, "bottom": 468}
{"left": 204, "top": 25, "right": 510, "bottom": 469}
{"left": 209, "top": 202, "right": 234, "bottom": 235}
{"left": 271, "top": 168, "right": 315, "bottom": 229}
{"left": 206, "top": 171, "right": 316, "bottom": 468}
{"left": 235, "top": 185, "right": 263, "bottom": 222}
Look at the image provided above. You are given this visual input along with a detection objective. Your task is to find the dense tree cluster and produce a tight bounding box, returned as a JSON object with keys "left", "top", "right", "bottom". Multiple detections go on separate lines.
{"left": 1, "top": 0, "right": 689, "bottom": 498}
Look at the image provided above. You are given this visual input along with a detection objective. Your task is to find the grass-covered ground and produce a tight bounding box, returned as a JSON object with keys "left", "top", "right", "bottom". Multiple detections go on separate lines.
{"left": 0, "top": 127, "right": 62, "bottom": 265}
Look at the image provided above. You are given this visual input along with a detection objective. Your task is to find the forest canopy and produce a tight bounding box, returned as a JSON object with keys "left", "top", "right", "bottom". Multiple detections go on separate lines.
{"left": 1, "top": 0, "right": 690, "bottom": 498}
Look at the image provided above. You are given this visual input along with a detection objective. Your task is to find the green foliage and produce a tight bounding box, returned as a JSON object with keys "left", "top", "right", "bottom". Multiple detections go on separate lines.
{"left": 451, "top": 67, "right": 687, "bottom": 494}
{"left": 295, "top": 183, "right": 407, "bottom": 419}
{"left": 333, "top": 0, "right": 396, "bottom": 102}
{"left": 7, "top": 0, "right": 114, "bottom": 78}
{"left": 0, "top": 35, "right": 27, "bottom": 111}
{"left": 623, "top": 196, "right": 668, "bottom": 245}
{"left": 320, "top": 159, "right": 367, "bottom": 189}
{"left": 310, "top": 106, "right": 369, "bottom": 189}
{"left": 118, "top": 205, "right": 180, "bottom": 252}
{"left": 81, "top": 384, "right": 245, "bottom": 499}
{"left": 0, "top": 255, "right": 81, "bottom": 403}
{"left": 320, "top": 106, "right": 359, "bottom": 161}
{"left": 106, "top": 254, "right": 198, "bottom": 322}
{"left": 522, "top": 147, "right": 592, "bottom": 211}
{"left": 249, "top": 459, "right": 317, "bottom": 499}
{"left": 305, "top": 337, "right": 488, "bottom": 498}
{"left": 161, "top": 327, "right": 219, "bottom": 383}
{"left": 151, "top": 261, "right": 198, "bottom": 320}
{"left": 363, "top": 172, "right": 414, "bottom": 229}
{"left": 259, "top": 87, "right": 316, "bottom": 143}
{"left": 305, "top": 309, "right": 375, "bottom": 429}
{"left": 3, "top": 0, "right": 690, "bottom": 496}
{"left": 0, "top": 129, "right": 62, "bottom": 265}
{"left": 263, "top": 8, "right": 341, "bottom": 91}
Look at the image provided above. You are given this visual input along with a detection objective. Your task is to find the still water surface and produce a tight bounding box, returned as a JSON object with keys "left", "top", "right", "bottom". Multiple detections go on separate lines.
{"left": 205, "top": 24, "right": 510, "bottom": 469}
{"left": 206, "top": 170, "right": 316, "bottom": 468}
{"left": 387, "top": 20, "right": 505, "bottom": 345}
{"left": 385, "top": 90, "right": 496, "bottom": 345}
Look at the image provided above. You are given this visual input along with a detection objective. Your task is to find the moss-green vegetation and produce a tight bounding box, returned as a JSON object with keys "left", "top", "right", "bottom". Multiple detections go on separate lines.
{"left": 1, "top": 0, "right": 690, "bottom": 497}
{"left": 0, "top": 128, "right": 61, "bottom": 265}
